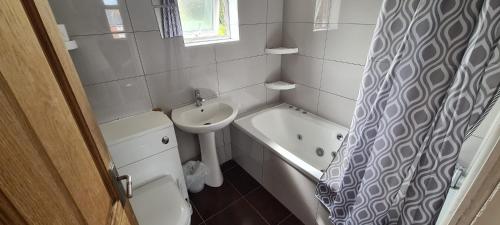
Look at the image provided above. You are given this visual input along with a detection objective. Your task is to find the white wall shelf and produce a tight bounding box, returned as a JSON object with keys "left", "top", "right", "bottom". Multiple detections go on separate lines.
{"left": 265, "top": 47, "right": 299, "bottom": 55}
{"left": 265, "top": 81, "right": 296, "bottom": 90}
{"left": 64, "top": 40, "right": 78, "bottom": 50}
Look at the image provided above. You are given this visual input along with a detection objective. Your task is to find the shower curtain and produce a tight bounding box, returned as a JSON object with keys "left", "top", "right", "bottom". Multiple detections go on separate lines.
{"left": 160, "top": 0, "right": 183, "bottom": 38}
{"left": 316, "top": 0, "right": 500, "bottom": 224}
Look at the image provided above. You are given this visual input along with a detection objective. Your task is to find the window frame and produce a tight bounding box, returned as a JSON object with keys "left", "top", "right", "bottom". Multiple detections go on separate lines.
{"left": 180, "top": 0, "right": 239, "bottom": 47}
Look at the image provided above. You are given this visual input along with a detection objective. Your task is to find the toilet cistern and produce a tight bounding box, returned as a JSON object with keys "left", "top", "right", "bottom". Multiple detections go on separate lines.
{"left": 171, "top": 98, "right": 238, "bottom": 187}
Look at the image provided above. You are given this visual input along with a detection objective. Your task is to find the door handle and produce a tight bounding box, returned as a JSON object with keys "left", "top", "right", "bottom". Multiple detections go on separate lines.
{"left": 117, "top": 175, "right": 133, "bottom": 198}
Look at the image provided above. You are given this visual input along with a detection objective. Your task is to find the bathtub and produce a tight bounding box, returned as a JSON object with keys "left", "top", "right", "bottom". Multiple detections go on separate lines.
{"left": 231, "top": 103, "right": 348, "bottom": 225}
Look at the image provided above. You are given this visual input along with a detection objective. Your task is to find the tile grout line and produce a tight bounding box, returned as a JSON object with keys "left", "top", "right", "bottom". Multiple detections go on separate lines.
{"left": 242, "top": 197, "right": 272, "bottom": 225}
{"left": 191, "top": 201, "right": 205, "bottom": 225}
{"left": 122, "top": 0, "right": 154, "bottom": 108}
{"left": 277, "top": 213, "right": 293, "bottom": 225}
{"left": 201, "top": 163, "right": 254, "bottom": 223}
{"left": 69, "top": 23, "right": 280, "bottom": 38}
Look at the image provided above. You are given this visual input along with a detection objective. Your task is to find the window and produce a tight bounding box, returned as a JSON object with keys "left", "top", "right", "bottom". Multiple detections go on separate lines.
{"left": 178, "top": 0, "right": 239, "bottom": 46}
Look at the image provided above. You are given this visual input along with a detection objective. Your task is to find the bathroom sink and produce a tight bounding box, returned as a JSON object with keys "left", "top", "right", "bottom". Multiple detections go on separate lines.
{"left": 172, "top": 98, "right": 238, "bottom": 187}
{"left": 171, "top": 99, "right": 238, "bottom": 134}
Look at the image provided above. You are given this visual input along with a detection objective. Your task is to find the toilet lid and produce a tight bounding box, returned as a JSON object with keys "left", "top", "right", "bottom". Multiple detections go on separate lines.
{"left": 130, "top": 176, "right": 191, "bottom": 225}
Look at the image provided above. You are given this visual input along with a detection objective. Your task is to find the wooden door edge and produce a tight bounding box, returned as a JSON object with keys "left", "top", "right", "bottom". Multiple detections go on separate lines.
{"left": 19, "top": 0, "right": 117, "bottom": 201}
{"left": 17, "top": 1, "right": 139, "bottom": 224}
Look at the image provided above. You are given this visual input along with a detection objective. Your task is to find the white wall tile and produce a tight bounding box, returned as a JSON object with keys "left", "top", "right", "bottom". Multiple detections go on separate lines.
{"left": 282, "top": 55, "right": 323, "bottom": 88}
{"left": 224, "top": 143, "right": 232, "bottom": 161}
{"left": 218, "top": 56, "right": 267, "bottom": 92}
{"left": 267, "top": 55, "right": 282, "bottom": 82}
{"left": 317, "top": 91, "right": 355, "bottom": 127}
{"left": 266, "top": 23, "right": 283, "bottom": 48}
{"left": 126, "top": 0, "right": 159, "bottom": 31}
{"left": 223, "top": 126, "right": 232, "bottom": 144}
{"left": 49, "top": 0, "right": 133, "bottom": 36}
{"left": 458, "top": 136, "right": 483, "bottom": 169}
{"left": 281, "top": 84, "right": 319, "bottom": 113}
{"left": 283, "top": 0, "right": 314, "bottom": 23}
{"left": 238, "top": 0, "right": 268, "bottom": 24}
{"left": 146, "top": 64, "right": 219, "bottom": 111}
{"left": 283, "top": 23, "right": 327, "bottom": 58}
{"left": 267, "top": 89, "right": 281, "bottom": 103}
{"left": 174, "top": 127, "right": 200, "bottom": 163}
{"left": 135, "top": 31, "right": 216, "bottom": 74}
{"left": 221, "top": 84, "right": 267, "bottom": 113}
{"left": 321, "top": 60, "right": 364, "bottom": 100}
{"left": 85, "top": 77, "right": 152, "bottom": 123}
{"left": 324, "top": 24, "right": 375, "bottom": 65}
{"left": 330, "top": 0, "right": 383, "bottom": 24}
{"left": 215, "top": 24, "right": 266, "bottom": 62}
{"left": 267, "top": 0, "right": 284, "bottom": 23}
{"left": 215, "top": 130, "right": 225, "bottom": 147}
{"left": 70, "top": 34, "right": 143, "bottom": 85}
{"left": 216, "top": 144, "right": 227, "bottom": 164}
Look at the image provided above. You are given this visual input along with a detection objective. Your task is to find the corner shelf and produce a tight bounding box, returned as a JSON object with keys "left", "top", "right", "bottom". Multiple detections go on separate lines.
{"left": 265, "top": 81, "right": 296, "bottom": 90}
{"left": 265, "top": 47, "right": 299, "bottom": 55}
{"left": 64, "top": 40, "right": 78, "bottom": 50}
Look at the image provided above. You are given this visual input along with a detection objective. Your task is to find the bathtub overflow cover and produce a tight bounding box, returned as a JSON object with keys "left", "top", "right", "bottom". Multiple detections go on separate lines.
{"left": 316, "top": 147, "right": 324, "bottom": 157}
{"left": 337, "top": 134, "right": 344, "bottom": 141}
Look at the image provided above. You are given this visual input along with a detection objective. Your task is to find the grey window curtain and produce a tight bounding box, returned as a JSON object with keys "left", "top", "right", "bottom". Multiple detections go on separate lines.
{"left": 160, "top": 0, "right": 183, "bottom": 38}
{"left": 316, "top": 0, "right": 500, "bottom": 224}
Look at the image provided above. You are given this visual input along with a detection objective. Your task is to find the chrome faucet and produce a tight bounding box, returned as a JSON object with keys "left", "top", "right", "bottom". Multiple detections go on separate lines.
{"left": 194, "top": 89, "right": 205, "bottom": 107}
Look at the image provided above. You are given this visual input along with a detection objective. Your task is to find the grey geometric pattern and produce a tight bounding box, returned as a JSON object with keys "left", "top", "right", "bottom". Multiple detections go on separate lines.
{"left": 161, "top": 0, "right": 183, "bottom": 38}
{"left": 316, "top": 0, "right": 500, "bottom": 224}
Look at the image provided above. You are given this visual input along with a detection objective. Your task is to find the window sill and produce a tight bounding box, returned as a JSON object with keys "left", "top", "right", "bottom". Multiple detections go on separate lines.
{"left": 184, "top": 37, "right": 239, "bottom": 47}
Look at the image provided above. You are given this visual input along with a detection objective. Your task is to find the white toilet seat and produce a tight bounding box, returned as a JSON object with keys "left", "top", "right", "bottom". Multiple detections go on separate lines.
{"left": 130, "top": 176, "right": 191, "bottom": 225}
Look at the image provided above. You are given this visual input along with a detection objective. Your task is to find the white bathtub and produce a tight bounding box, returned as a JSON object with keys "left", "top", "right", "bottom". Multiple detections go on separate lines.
{"left": 231, "top": 103, "right": 348, "bottom": 225}
{"left": 234, "top": 103, "right": 349, "bottom": 181}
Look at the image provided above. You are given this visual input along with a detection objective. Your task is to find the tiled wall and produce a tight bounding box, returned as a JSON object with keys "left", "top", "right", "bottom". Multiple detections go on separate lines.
{"left": 49, "top": 0, "right": 284, "bottom": 162}
{"left": 280, "top": 0, "right": 383, "bottom": 128}
{"left": 279, "top": 0, "right": 500, "bottom": 170}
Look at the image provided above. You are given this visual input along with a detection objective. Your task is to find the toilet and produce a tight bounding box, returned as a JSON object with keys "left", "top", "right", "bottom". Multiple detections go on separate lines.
{"left": 100, "top": 111, "right": 191, "bottom": 225}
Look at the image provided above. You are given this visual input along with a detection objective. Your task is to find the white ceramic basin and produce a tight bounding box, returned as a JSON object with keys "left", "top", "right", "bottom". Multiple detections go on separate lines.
{"left": 171, "top": 99, "right": 238, "bottom": 134}
{"left": 171, "top": 98, "right": 238, "bottom": 187}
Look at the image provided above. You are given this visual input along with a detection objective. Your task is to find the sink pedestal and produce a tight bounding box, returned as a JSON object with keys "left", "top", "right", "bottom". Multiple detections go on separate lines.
{"left": 199, "top": 132, "right": 223, "bottom": 187}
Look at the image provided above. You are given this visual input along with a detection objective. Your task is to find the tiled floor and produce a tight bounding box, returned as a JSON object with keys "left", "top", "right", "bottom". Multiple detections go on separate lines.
{"left": 189, "top": 160, "right": 306, "bottom": 225}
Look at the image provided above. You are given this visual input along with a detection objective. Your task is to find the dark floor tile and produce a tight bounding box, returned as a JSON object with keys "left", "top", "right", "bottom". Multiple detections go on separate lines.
{"left": 205, "top": 199, "right": 268, "bottom": 225}
{"left": 278, "top": 214, "right": 305, "bottom": 225}
{"left": 221, "top": 160, "right": 237, "bottom": 173}
{"left": 246, "top": 187, "right": 291, "bottom": 224}
{"left": 190, "top": 204, "right": 204, "bottom": 225}
{"left": 190, "top": 181, "right": 242, "bottom": 219}
{"left": 224, "top": 164, "right": 261, "bottom": 195}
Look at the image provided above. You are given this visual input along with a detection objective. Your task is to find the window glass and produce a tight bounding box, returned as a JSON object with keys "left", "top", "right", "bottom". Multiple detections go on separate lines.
{"left": 178, "top": 0, "right": 214, "bottom": 33}
{"left": 178, "top": 0, "right": 238, "bottom": 46}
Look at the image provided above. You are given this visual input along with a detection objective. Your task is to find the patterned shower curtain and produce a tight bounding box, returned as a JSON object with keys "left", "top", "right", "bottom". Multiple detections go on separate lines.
{"left": 160, "top": 0, "right": 183, "bottom": 38}
{"left": 316, "top": 0, "right": 500, "bottom": 224}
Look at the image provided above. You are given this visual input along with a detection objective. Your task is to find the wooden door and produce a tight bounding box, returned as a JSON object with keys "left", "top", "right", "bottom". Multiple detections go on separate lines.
{"left": 0, "top": 0, "right": 138, "bottom": 224}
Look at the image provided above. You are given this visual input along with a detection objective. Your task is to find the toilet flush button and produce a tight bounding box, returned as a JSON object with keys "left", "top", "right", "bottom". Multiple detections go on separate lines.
{"left": 161, "top": 136, "right": 169, "bottom": 144}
